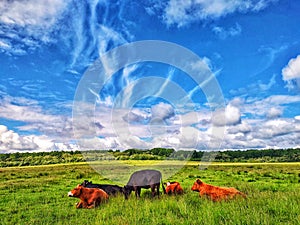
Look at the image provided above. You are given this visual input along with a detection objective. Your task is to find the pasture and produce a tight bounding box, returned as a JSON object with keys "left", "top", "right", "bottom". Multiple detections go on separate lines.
{"left": 0, "top": 161, "right": 299, "bottom": 225}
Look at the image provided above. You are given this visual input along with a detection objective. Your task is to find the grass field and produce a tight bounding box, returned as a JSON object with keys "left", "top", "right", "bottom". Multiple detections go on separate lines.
{"left": 0, "top": 161, "right": 299, "bottom": 225}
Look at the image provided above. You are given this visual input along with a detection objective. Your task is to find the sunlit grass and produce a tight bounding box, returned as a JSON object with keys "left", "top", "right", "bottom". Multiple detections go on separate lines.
{"left": 0, "top": 161, "right": 299, "bottom": 224}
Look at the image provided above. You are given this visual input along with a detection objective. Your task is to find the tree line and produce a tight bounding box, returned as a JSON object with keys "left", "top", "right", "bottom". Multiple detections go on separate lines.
{"left": 0, "top": 148, "right": 299, "bottom": 167}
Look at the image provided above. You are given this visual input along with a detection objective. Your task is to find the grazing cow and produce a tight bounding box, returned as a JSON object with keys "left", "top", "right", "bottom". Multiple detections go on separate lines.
{"left": 81, "top": 180, "right": 124, "bottom": 196}
{"left": 123, "top": 169, "right": 166, "bottom": 199}
{"left": 191, "top": 179, "right": 246, "bottom": 201}
{"left": 165, "top": 181, "right": 184, "bottom": 195}
{"left": 68, "top": 185, "right": 109, "bottom": 209}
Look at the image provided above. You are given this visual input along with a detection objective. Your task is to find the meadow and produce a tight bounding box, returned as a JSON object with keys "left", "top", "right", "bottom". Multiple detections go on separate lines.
{"left": 0, "top": 161, "right": 299, "bottom": 225}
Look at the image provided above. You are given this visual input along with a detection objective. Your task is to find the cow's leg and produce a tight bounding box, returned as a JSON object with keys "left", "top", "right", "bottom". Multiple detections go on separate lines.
{"left": 76, "top": 200, "right": 83, "bottom": 209}
{"left": 81, "top": 201, "right": 89, "bottom": 209}
{"left": 87, "top": 202, "right": 95, "bottom": 209}
{"left": 157, "top": 184, "right": 160, "bottom": 197}
{"left": 137, "top": 187, "right": 141, "bottom": 198}
{"left": 150, "top": 185, "right": 156, "bottom": 197}
{"left": 133, "top": 186, "right": 141, "bottom": 198}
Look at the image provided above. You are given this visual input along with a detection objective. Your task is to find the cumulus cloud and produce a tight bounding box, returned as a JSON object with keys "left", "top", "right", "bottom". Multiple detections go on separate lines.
{"left": 222, "top": 116, "right": 300, "bottom": 150}
{"left": 0, "top": 125, "right": 54, "bottom": 152}
{"left": 241, "top": 95, "right": 300, "bottom": 119}
{"left": 212, "top": 104, "right": 241, "bottom": 126}
{"left": 216, "top": 94, "right": 300, "bottom": 149}
{"left": 227, "top": 122, "right": 251, "bottom": 134}
{"left": 266, "top": 107, "right": 282, "bottom": 119}
{"left": 282, "top": 55, "right": 300, "bottom": 90}
{"left": 161, "top": 0, "right": 277, "bottom": 27}
{"left": 253, "top": 119, "right": 297, "bottom": 140}
{"left": 150, "top": 102, "right": 175, "bottom": 123}
{"left": 123, "top": 109, "right": 149, "bottom": 124}
{"left": 0, "top": 95, "right": 74, "bottom": 141}
{"left": 2, "top": 91, "right": 300, "bottom": 152}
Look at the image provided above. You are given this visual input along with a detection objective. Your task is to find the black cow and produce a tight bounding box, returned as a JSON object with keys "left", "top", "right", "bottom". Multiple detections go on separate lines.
{"left": 123, "top": 169, "right": 166, "bottom": 199}
{"left": 80, "top": 180, "right": 124, "bottom": 196}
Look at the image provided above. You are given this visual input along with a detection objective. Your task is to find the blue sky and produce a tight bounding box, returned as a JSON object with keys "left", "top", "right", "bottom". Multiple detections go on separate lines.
{"left": 0, "top": 0, "right": 300, "bottom": 153}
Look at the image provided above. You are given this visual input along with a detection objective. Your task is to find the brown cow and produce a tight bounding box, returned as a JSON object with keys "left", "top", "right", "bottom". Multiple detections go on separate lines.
{"left": 165, "top": 181, "right": 183, "bottom": 195}
{"left": 68, "top": 185, "right": 109, "bottom": 208}
{"left": 191, "top": 179, "right": 246, "bottom": 201}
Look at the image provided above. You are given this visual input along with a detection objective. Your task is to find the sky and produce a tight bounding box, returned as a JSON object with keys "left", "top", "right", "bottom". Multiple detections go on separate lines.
{"left": 0, "top": 0, "right": 300, "bottom": 153}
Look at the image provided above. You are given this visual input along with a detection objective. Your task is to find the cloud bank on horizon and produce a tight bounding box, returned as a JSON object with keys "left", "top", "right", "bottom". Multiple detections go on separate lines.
{"left": 0, "top": 0, "right": 300, "bottom": 153}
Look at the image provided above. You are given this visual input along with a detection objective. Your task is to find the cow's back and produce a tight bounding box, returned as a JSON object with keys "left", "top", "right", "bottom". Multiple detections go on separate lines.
{"left": 127, "top": 169, "right": 161, "bottom": 187}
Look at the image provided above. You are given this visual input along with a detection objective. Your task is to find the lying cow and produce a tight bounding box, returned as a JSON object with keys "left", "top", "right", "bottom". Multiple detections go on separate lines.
{"left": 165, "top": 181, "right": 183, "bottom": 195}
{"left": 81, "top": 180, "right": 124, "bottom": 196}
{"left": 124, "top": 169, "right": 166, "bottom": 199}
{"left": 191, "top": 179, "right": 246, "bottom": 201}
{"left": 68, "top": 184, "right": 109, "bottom": 209}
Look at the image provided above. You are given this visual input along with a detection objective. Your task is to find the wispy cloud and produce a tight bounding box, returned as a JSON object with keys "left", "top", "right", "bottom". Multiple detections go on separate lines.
{"left": 212, "top": 23, "right": 242, "bottom": 39}
{"left": 0, "top": 0, "right": 69, "bottom": 54}
{"left": 0, "top": 0, "right": 133, "bottom": 70}
{"left": 159, "top": 0, "right": 278, "bottom": 28}
{"left": 230, "top": 74, "right": 277, "bottom": 97}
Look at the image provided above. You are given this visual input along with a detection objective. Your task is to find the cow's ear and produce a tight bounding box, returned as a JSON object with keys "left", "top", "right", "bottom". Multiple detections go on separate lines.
{"left": 196, "top": 179, "right": 202, "bottom": 184}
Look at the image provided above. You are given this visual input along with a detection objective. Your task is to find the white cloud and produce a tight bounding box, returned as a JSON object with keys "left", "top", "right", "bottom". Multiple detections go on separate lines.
{"left": 0, "top": 95, "right": 74, "bottom": 141}
{"left": 0, "top": 0, "right": 131, "bottom": 64}
{"left": 1, "top": 91, "right": 300, "bottom": 152}
{"left": 221, "top": 116, "right": 300, "bottom": 150}
{"left": 253, "top": 119, "right": 297, "bottom": 140}
{"left": 227, "top": 122, "right": 251, "bottom": 134}
{"left": 151, "top": 102, "right": 175, "bottom": 123}
{"left": 212, "top": 23, "right": 242, "bottom": 39}
{"left": 242, "top": 95, "right": 300, "bottom": 118}
{"left": 230, "top": 74, "right": 276, "bottom": 97}
{"left": 212, "top": 104, "right": 241, "bottom": 126}
{"left": 282, "top": 55, "right": 300, "bottom": 89}
{"left": 123, "top": 110, "right": 149, "bottom": 124}
{"left": 0, "top": 39, "right": 10, "bottom": 49}
{"left": 266, "top": 107, "right": 282, "bottom": 119}
{"left": 0, "top": 0, "right": 69, "bottom": 53}
{"left": 0, "top": 0, "right": 67, "bottom": 27}
{"left": 162, "top": 0, "right": 277, "bottom": 27}
{"left": 0, "top": 125, "right": 50, "bottom": 152}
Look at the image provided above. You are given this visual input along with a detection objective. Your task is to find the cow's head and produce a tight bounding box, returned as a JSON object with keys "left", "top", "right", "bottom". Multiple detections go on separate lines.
{"left": 80, "top": 180, "right": 92, "bottom": 187}
{"left": 123, "top": 185, "right": 133, "bottom": 199}
{"left": 191, "top": 179, "right": 203, "bottom": 192}
{"left": 68, "top": 184, "right": 83, "bottom": 197}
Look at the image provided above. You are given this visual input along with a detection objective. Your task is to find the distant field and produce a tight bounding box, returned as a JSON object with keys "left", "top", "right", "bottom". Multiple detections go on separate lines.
{"left": 0, "top": 161, "right": 299, "bottom": 224}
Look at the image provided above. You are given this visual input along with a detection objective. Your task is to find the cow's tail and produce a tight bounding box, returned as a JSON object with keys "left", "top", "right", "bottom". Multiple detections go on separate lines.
{"left": 161, "top": 177, "right": 166, "bottom": 194}
{"left": 238, "top": 191, "right": 247, "bottom": 199}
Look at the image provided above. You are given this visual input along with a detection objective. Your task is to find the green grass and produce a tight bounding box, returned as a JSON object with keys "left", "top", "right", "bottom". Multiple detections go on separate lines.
{"left": 0, "top": 161, "right": 299, "bottom": 224}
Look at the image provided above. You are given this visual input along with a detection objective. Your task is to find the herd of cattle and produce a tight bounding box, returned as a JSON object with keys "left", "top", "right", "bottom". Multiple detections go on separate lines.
{"left": 68, "top": 169, "right": 246, "bottom": 209}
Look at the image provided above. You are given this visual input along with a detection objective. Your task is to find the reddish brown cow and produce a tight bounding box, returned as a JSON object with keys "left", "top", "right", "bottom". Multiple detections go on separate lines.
{"left": 191, "top": 179, "right": 246, "bottom": 201}
{"left": 68, "top": 185, "right": 109, "bottom": 209}
{"left": 165, "top": 182, "right": 183, "bottom": 195}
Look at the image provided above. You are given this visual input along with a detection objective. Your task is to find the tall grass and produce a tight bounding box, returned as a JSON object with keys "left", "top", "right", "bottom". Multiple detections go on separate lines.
{"left": 0, "top": 162, "right": 299, "bottom": 224}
